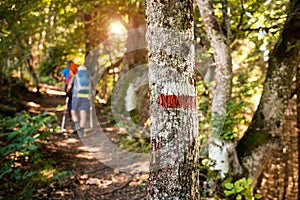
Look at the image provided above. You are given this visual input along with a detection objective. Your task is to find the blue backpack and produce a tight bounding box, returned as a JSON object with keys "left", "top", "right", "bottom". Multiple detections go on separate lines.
{"left": 76, "top": 70, "right": 91, "bottom": 98}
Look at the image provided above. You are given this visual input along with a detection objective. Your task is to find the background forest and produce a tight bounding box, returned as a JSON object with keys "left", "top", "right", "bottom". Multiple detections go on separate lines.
{"left": 0, "top": 0, "right": 299, "bottom": 199}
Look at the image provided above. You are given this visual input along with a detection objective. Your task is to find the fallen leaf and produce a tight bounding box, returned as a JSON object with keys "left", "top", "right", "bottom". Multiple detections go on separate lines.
{"left": 86, "top": 177, "right": 101, "bottom": 186}
{"left": 80, "top": 174, "right": 89, "bottom": 180}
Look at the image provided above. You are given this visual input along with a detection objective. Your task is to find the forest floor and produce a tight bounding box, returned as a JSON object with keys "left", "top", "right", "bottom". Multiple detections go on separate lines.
{"left": 24, "top": 83, "right": 148, "bottom": 200}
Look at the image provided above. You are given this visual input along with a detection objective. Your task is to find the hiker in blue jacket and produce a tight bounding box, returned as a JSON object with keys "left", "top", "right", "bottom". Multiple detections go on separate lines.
{"left": 60, "top": 60, "right": 79, "bottom": 121}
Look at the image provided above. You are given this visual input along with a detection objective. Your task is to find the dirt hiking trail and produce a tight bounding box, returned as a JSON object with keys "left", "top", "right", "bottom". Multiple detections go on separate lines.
{"left": 25, "top": 83, "right": 148, "bottom": 200}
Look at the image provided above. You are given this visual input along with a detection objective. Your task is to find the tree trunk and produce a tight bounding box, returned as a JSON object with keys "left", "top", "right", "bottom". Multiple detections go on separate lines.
{"left": 112, "top": 26, "right": 148, "bottom": 124}
{"left": 16, "top": 40, "right": 40, "bottom": 94}
{"left": 26, "top": 57, "right": 40, "bottom": 94}
{"left": 236, "top": 0, "right": 300, "bottom": 185}
{"left": 120, "top": 14, "right": 147, "bottom": 74}
{"left": 297, "top": 63, "right": 300, "bottom": 200}
{"left": 113, "top": 9, "right": 149, "bottom": 125}
{"left": 197, "top": 0, "right": 241, "bottom": 177}
{"left": 146, "top": 0, "right": 200, "bottom": 199}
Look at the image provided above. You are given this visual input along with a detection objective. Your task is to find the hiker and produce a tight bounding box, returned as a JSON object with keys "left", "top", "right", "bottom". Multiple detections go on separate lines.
{"left": 67, "top": 65, "right": 93, "bottom": 137}
{"left": 60, "top": 60, "right": 79, "bottom": 121}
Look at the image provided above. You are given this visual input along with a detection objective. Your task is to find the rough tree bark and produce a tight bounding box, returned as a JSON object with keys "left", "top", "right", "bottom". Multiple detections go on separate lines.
{"left": 236, "top": 0, "right": 300, "bottom": 185}
{"left": 197, "top": 0, "right": 241, "bottom": 177}
{"left": 297, "top": 61, "right": 300, "bottom": 199}
{"left": 146, "top": 0, "right": 200, "bottom": 199}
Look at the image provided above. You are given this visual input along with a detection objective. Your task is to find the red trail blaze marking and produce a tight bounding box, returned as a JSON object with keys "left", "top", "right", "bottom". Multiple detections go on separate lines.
{"left": 158, "top": 94, "right": 196, "bottom": 109}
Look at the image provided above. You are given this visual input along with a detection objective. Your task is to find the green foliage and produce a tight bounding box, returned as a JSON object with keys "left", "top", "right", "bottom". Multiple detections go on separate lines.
{"left": 199, "top": 158, "right": 262, "bottom": 199}
{"left": 0, "top": 0, "right": 85, "bottom": 87}
{"left": 197, "top": 79, "right": 260, "bottom": 142}
{"left": 0, "top": 111, "right": 62, "bottom": 199}
{"left": 38, "top": 76, "right": 58, "bottom": 85}
{"left": 221, "top": 80, "right": 260, "bottom": 140}
{"left": 118, "top": 131, "right": 150, "bottom": 153}
{"left": 222, "top": 178, "right": 262, "bottom": 200}
{"left": 39, "top": 57, "right": 57, "bottom": 78}
{"left": 199, "top": 158, "right": 222, "bottom": 196}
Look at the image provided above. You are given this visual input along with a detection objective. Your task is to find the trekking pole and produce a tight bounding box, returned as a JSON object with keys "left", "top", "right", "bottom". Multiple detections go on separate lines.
{"left": 61, "top": 96, "right": 69, "bottom": 132}
{"left": 90, "top": 99, "right": 93, "bottom": 128}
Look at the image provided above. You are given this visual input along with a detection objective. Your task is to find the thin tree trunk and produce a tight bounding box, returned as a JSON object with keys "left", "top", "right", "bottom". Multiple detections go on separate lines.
{"left": 147, "top": 0, "right": 200, "bottom": 199}
{"left": 113, "top": 26, "right": 148, "bottom": 119}
{"left": 114, "top": 13, "right": 148, "bottom": 124}
{"left": 84, "top": 13, "right": 93, "bottom": 53}
{"left": 197, "top": 0, "right": 241, "bottom": 177}
{"left": 26, "top": 57, "right": 40, "bottom": 94}
{"left": 16, "top": 40, "right": 40, "bottom": 94}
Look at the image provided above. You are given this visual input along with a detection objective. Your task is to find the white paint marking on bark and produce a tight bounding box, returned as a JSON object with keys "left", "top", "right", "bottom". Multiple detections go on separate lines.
{"left": 208, "top": 138, "right": 234, "bottom": 178}
{"left": 160, "top": 81, "right": 196, "bottom": 96}
{"left": 125, "top": 83, "right": 137, "bottom": 111}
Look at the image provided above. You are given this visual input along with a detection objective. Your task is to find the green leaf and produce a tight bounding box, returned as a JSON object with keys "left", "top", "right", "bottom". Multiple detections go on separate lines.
{"left": 0, "top": 143, "right": 17, "bottom": 156}
{"left": 7, "top": 131, "right": 20, "bottom": 140}
{"left": 254, "top": 193, "right": 263, "bottom": 199}
{"left": 224, "top": 190, "right": 234, "bottom": 196}
{"left": 0, "top": 167, "right": 13, "bottom": 179}
{"left": 236, "top": 194, "right": 242, "bottom": 200}
{"left": 22, "top": 171, "right": 36, "bottom": 179}
{"left": 224, "top": 182, "right": 234, "bottom": 189}
{"left": 246, "top": 178, "right": 253, "bottom": 185}
{"left": 27, "top": 145, "right": 37, "bottom": 151}
{"left": 235, "top": 186, "right": 244, "bottom": 193}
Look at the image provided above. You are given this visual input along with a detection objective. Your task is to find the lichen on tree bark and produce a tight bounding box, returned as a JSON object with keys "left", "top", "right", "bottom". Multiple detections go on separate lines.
{"left": 147, "top": 0, "right": 200, "bottom": 199}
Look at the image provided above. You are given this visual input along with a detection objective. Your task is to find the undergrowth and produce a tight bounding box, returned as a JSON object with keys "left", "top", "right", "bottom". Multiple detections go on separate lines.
{"left": 0, "top": 111, "right": 72, "bottom": 199}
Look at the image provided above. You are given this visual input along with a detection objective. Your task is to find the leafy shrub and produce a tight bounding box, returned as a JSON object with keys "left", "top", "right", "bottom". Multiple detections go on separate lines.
{"left": 199, "top": 158, "right": 262, "bottom": 199}
{"left": 221, "top": 81, "right": 260, "bottom": 140}
{"left": 0, "top": 111, "right": 62, "bottom": 199}
{"left": 222, "top": 177, "right": 262, "bottom": 200}
{"left": 197, "top": 80, "right": 260, "bottom": 141}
